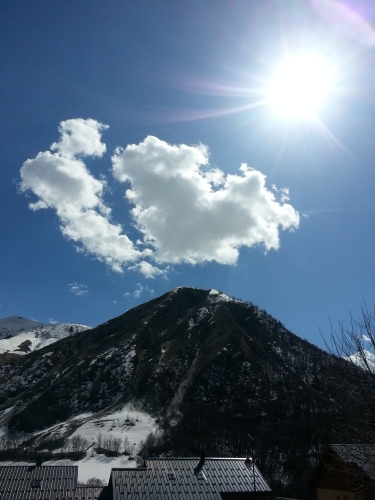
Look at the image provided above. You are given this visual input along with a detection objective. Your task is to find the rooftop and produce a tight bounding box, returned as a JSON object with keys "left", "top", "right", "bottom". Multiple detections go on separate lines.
{"left": 111, "top": 457, "right": 271, "bottom": 500}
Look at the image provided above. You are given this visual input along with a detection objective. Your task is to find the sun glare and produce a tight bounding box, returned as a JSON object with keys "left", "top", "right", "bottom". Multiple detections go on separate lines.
{"left": 267, "top": 54, "right": 334, "bottom": 119}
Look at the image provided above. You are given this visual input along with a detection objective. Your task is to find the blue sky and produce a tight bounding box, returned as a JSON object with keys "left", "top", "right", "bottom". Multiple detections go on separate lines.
{"left": 1, "top": 0, "right": 374, "bottom": 349}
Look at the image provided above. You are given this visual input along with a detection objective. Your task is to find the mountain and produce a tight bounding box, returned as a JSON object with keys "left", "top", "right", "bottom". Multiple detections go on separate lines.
{"left": 0, "top": 288, "right": 359, "bottom": 497}
{"left": 0, "top": 316, "right": 91, "bottom": 355}
{"left": 0, "top": 317, "right": 43, "bottom": 339}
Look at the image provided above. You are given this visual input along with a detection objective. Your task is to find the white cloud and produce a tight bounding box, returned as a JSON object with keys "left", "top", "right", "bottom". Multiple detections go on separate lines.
{"left": 69, "top": 282, "right": 88, "bottom": 296}
{"left": 272, "top": 184, "right": 290, "bottom": 203}
{"left": 20, "top": 120, "right": 300, "bottom": 277}
{"left": 51, "top": 118, "right": 109, "bottom": 159}
{"left": 128, "top": 260, "right": 166, "bottom": 279}
{"left": 363, "top": 335, "right": 371, "bottom": 342}
{"left": 124, "top": 283, "right": 155, "bottom": 299}
{"left": 112, "top": 136, "right": 299, "bottom": 265}
{"left": 133, "top": 283, "right": 144, "bottom": 299}
{"left": 20, "top": 119, "right": 142, "bottom": 272}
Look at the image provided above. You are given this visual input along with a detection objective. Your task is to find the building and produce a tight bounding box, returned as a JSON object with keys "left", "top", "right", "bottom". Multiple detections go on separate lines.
{"left": 109, "top": 457, "right": 272, "bottom": 500}
{"left": 0, "top": 465, "right": 107, "bottom": 499}
{"left": 0, "top": 456, "right": 271, "bottom": 500}
{"left": 309, "top": 444, "right": 375, "bottom": 500}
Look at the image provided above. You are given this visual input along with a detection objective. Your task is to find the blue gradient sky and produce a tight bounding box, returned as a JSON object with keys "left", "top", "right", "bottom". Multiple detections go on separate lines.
{"left": 1, "top": 0, "right": 374, "bottom": 349}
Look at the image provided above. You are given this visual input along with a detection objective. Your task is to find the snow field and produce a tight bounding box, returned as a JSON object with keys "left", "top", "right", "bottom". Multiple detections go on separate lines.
{"left": 0, "top": 404, "right": 158, "bottom": 483}
{"left": 0, "top": 322, "right": 91, "bottom": 355}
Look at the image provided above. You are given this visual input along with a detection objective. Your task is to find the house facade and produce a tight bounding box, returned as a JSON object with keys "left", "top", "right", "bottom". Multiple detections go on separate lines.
{"left": 309, "top": 444, "right": 375, "bottom": 500}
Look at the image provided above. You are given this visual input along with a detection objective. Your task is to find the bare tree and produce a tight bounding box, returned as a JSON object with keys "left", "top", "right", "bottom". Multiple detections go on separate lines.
{"left": 86, "top": 477, "right": 105, "bottom": 486}
{"left": 322, "top": 304, "right": 375, "bottom": 491}
{"left": 325, "top": 304, "right": 375, "bottom": 441}
{"left": 327, "top": 303, "right": 375, "bottom": 374}
{"left": 97, "top": 432, "right": 102, "bottom": 452}
{"left": 112, "top": 437, "right": 122, "bottom": 454}
{"left": 71, "top": 434, "right": 88, "bottom": 453}
{"left": 61, "top": 437, "right": 70, "bottom": 455}
{"left": 123, "top": 436, "right": 131, "bottom": 454}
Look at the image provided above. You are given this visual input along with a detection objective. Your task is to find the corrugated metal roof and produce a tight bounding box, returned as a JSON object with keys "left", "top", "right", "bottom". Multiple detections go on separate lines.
{"left": 0, "top": 465, "right": 106, "bottom": 500}
{"left": 331, "top": 444, "right": 375, "bottom": 482}
{"left": 111, "top": 458, "right": 272, "bottom": 500}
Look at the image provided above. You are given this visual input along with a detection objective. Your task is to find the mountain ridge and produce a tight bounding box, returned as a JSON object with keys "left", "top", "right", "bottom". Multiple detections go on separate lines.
{"left": 0, "top": 316, "right": 91, "bottom": 355}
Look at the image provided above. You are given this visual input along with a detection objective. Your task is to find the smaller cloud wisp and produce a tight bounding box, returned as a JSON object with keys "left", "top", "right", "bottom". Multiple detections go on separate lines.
{"left": 69, "top": 282, "right": 88, "bottom": 296}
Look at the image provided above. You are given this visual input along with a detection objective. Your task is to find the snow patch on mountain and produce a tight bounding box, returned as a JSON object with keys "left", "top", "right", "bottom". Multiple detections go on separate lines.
{"left": 172, "top": 286, "right": 197, "bottom": 294}
{"left": 0, "top": 317, "right": 43, "bottom": 339}
{"left": 197, "top": 307, "right": 210, "bottom": 322}
{"left": 187, "top": 318, "right": 195, "bottom": 330}
{"left": 0, "top": 317, "right": 91, "bottom": 355}
{"left": 208, "top": 289, "right": 233, "bottom": 303}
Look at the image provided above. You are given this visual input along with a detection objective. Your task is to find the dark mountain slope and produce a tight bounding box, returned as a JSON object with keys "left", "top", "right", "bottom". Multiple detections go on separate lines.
{"left": 0, "top": 287, "right": 356, "bottom": 497}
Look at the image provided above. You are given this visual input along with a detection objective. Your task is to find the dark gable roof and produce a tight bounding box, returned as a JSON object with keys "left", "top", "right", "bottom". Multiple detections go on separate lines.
{"left": 111, "top": 458, "right": 272, "bottom": 500}
{"left": 309, "top": 444, "right": 375, "bottom": 490}
{"left": 330, "top": 444, "right": 375, "bottom": 483}
{"left": 0, "top": 466, "right": 106, "bottom": 500}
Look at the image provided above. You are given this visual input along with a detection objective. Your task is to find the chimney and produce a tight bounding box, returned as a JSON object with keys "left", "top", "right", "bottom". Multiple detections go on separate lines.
{"left": 194, "top": 449, "right": 205, "bottom": 475}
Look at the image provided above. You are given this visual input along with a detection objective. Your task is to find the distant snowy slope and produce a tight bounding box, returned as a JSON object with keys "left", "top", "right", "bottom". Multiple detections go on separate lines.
{"left": 0, "top": 317, "right": 91, "bottom": 355}
{"left": 0, "top": 316, "right": 43, "bottom": 339}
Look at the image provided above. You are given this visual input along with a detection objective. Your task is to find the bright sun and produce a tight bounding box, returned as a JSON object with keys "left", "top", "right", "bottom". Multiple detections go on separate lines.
{"left": 267, "top": 54, "right": 334, "bottom": 119}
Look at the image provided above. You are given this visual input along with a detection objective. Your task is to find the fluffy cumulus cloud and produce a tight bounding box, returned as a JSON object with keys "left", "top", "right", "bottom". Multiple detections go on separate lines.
{"left": 20, "top": 119, "right": 300, "bottom": 278}
{"left": 20, "top": 119, "right": 142, "bottom": 272}
{"left": 112, "top": 136, "right": 299, "bottom": 265}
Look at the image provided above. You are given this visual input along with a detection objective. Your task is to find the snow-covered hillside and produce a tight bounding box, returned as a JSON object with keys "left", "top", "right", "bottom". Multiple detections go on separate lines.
{"left": 0, "top": 316, "right": 43, "bottom": 339}
{"left": 50, "top": 404, "right": 157, "bottom": 482}
{"left": 1, "top": 403, "right": 158, "bottom": 483}
{"left": 0, "top": 316, "right": 91, "bottom": 355}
